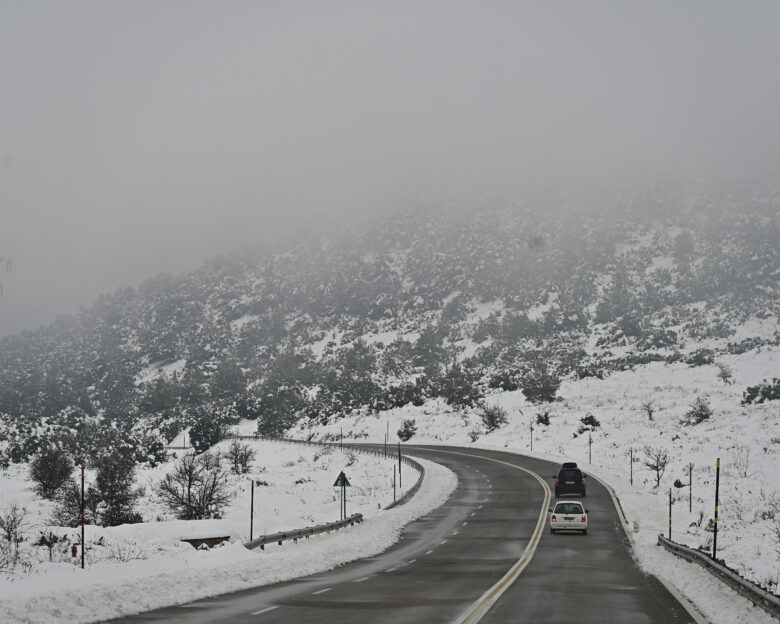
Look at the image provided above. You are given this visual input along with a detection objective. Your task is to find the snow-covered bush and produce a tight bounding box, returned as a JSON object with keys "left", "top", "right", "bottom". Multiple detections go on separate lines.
{"left": 479, "top": 403, "right": 508, "bottom": 433}
{"left": 29, "top": 447, "right": 73, "bottom": 500}
{"left": 397, "top": 419, "right": 417, "bottom": 442}
{"left": 681, "top": 397, "right": 713, "bottom": 425}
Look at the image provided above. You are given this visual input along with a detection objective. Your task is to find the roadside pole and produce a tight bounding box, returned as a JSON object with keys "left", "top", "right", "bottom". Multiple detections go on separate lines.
{"left": 668, "top": 488, "right": 672, "bottom": 540}
{"left": 80, "top": 466, "right": 85, "bottom": 569}
{"left": 689, "top": 463, "right": 693, "bottom": 513}
{"left": 393, "top": 465, "right": 397, "bottom": 502}
{"left": 250, "top": 479, "right": 255, "bottom": 541}
{"left": 713, "top": 457, "right": 720, "bottom": 560}
{"left": 530, "top": 423, "right": 533, "bottom": 452}
{"left": 588, "top": 431, "right": 592, "bottom": 464}
{"left": 398, "top": 441, "right": 402, "bottom": 489}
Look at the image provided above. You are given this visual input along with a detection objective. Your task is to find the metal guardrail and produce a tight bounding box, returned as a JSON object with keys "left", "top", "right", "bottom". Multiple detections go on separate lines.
{"left": 245, "top": 514, "right": 363, "bottom": 551}
{"left": 235, "top": 434, "right": 426, "bottom": 550}
{"left": 657, "top": 534, "right": 780, "bottom": 620}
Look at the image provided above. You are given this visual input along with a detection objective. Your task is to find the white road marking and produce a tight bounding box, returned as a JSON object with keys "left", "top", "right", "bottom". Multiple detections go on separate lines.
{"left": 441, "top": 539, "right": 448, "bottom": 544}
{"left": 425, "top": 549, "right": 434, "bottom": 555}
{"left": 251, "top": 606, "right": 279, "bottom": 615}
{"left": 452, "top": 530, "right": 459, "bottom": 535}
{"left": 471, "top": 512, "right": 476, "bottom": 517}
{"left": 312, "top": 588, "right": 332, "bottom": 595}
{"left": 478, "top": 505, "right": 483, "bottom": 509}
{"left": 385, "top": 567, "right": 397, "bottom": 573}
{"left": 354, "top": 577, "right": 371, "bottom": 583}
{"left": 462, "top": 521, "right": 468, "bottom": 526}
{"left": 408, "top": 559, "right": 416, "bottom": 564}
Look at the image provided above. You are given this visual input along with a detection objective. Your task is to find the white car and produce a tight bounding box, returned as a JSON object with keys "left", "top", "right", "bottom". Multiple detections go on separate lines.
{"left": 549, "top": 500, "right": 588, "bottom": 534}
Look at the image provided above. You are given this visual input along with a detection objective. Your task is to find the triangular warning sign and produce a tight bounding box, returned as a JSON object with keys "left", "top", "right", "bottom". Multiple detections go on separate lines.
{"left": 333, "top": 471, "right": 351, "bottom": 487}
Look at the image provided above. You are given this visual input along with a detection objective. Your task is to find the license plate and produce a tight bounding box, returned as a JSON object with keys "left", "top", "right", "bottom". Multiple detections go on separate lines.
{"left": 564, "top": 516, "right": 574, "bottom": 521}
{"left": 565, "top": 481, "right": 575, "bottom": 484}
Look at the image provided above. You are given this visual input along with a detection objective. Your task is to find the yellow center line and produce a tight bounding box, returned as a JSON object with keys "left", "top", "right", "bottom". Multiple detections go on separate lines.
{"left": 418, "top": 448, "right": 551, "bottom": 624}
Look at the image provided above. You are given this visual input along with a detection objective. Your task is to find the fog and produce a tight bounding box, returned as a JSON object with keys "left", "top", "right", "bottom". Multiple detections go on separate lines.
{"left": 1, "top": 1, "right": 779, "bottom": 336}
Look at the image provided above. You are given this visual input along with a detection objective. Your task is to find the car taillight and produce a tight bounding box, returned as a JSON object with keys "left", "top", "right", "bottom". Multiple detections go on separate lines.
{"left": 581, "top": 515, "right": 587, "bottom": 522}
{"left": 555, "top": 478, "right": 560, "bottom": 485}
{"left": 551, "top": 515, "right": 557, "bottom": 522}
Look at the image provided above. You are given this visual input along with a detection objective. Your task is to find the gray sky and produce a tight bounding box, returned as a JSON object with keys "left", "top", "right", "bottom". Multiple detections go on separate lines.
{"left": 1, "top": 1, "right": 779, "bottom": 336}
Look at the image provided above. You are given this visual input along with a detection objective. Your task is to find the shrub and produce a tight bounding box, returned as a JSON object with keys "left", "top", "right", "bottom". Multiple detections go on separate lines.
{"left": 94, "top": 453, "right": 142, "bottom": 527}
{"left": 535, "top": 410, "right": 551, "bottom": 426}
{"left": 226, "top": 440, "right": 256, "bottom": 475}
{"left": 686, "top": 349, "right": 715, "bottom": 367}
{"left": 576, "top": 414, "right": 600, "bottom": 435}
{"left": 742, "top": 378, "right": 780, "bottom": 405}
{"left": 681, "top": 396, "right": 713, "bottom": 425}
{"left": 30, "top": 448, "right": 73, "bottom": 500}
{"left": 642, "top": 446, "right": 670, "bottom": 488}
{"left": 439, "top": 363, "right": 483, "bottom": 409}
{"left": 397, "top": 419, "right": 417, "bottom": 442}
{"left": 521, "top": 362, "right": 561, "bottom": 404}
{"left": 156, "top": 452, "right": 233, "bottom": 520}
{"left": 51, "top": 481, "right": 100, "bottom": 528}
{"left": 479, "top": 404, "right": 508, "bottom": 433}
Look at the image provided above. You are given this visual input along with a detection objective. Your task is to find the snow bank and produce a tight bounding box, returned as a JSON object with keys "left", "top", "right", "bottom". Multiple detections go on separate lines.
{"left": 0, "top": 456, "right": 456, "bottom": 624}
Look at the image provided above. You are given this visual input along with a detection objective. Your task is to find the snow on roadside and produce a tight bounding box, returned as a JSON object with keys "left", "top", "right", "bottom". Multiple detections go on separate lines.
{"left": 0, "top": 455, "right": 456, "bottom": 624}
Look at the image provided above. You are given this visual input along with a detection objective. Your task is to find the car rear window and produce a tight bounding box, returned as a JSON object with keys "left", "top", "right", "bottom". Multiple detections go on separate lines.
{"left": 554, "top": 503, "right": 583, "bottom": 514}
{"left": 558, "top": 469, "right": 582, "bottom": 481}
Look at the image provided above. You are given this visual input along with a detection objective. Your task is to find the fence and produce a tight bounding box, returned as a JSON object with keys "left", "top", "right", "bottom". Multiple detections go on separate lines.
{"left": 657, "top": 534, "right": 780, "bottom": 620}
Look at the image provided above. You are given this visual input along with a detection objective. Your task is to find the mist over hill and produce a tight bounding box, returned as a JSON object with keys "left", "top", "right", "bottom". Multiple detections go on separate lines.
{"left": 0, "top": 178, "right": 778, "bottom": 464}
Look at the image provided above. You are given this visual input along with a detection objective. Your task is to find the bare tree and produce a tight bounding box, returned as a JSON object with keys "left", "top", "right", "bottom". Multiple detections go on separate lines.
{"left": 0, "top": 503, "right": 29, "bottom": 573}
{"left": 156, "top": 452, "right": 233, "bottom": 520}
{"left": 640, "top": 401, "right": 655, "bottom": 421}
{"left": 643, "top": 446, "right": 670, "bottom": 488}
{"left": 716, "top": 363, "right": 734, "bottom": 385}
{"left": 226, "top": 440, "right": 256, "bottom": 475}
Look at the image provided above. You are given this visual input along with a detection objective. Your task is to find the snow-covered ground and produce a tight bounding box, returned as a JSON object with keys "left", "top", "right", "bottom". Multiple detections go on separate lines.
{"left": 0, "top": 439, "right": 455, "bottom": 623}
{"left": 303, "top": 335, "right": 780, "bottom": 624}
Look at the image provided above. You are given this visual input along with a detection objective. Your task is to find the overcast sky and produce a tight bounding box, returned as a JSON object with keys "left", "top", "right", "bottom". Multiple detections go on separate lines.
{"left": 1, "top": 1, "right": 779, "bottom": 336}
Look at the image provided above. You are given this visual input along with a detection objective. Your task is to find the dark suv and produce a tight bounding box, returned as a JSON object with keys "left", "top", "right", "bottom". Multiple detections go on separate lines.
{"left": 554, "top": 463, "right": 587, "bottom": 497}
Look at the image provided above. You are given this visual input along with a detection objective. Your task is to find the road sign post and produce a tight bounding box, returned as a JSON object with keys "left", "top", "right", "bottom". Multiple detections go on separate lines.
{"left": 333, "top": 471, "right": 351, "bottom": 521}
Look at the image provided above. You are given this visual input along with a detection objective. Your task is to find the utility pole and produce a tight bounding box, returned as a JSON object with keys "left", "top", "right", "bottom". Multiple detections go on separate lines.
{"left": 630, "top": 447, "right": 633, "bottom": 486}
{"left": 668, "top": 488, "right": 673, "bottom": 540}
{"left": 530, "top": 423, "right": 534, "bottom": 452}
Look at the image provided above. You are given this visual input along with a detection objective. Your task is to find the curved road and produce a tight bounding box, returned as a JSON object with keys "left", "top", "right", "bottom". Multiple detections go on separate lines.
{"left": 110, "top": 445, "right": 695, "bottom": 624}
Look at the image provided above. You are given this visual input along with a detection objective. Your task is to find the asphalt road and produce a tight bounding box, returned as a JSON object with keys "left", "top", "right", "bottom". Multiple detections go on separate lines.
{"left": 109, "top": 445, "right": 695, "bottom": 624}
